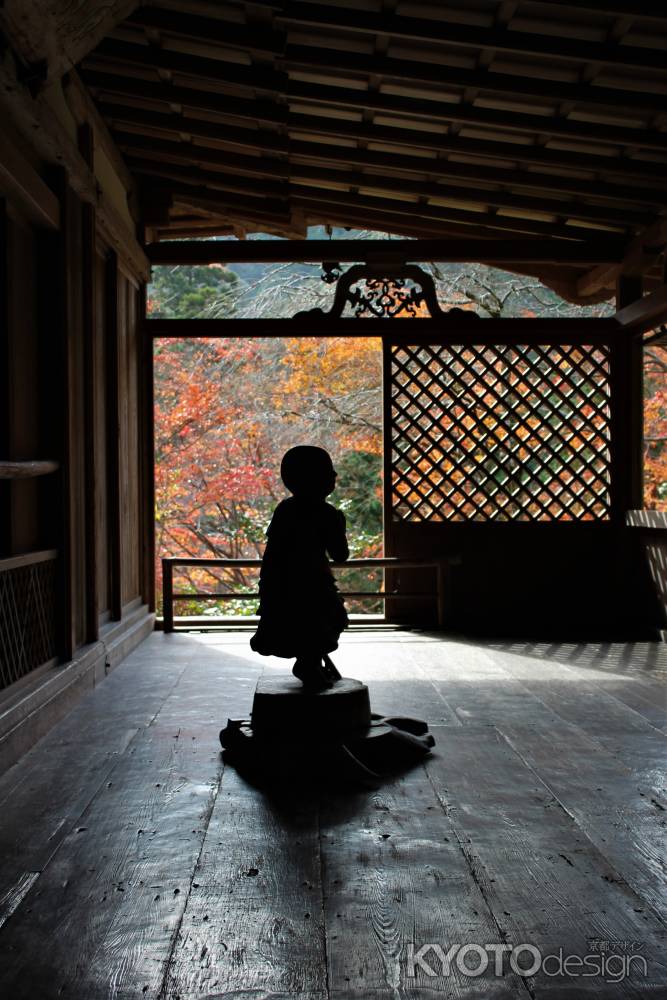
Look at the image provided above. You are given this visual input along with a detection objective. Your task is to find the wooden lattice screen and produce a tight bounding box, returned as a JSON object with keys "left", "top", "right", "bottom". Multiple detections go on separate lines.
{"left": 390, "top": 343, "right": 612, "bottom": 522}
{"left": 0, "top": 553, "right": 58, "bottom": 691}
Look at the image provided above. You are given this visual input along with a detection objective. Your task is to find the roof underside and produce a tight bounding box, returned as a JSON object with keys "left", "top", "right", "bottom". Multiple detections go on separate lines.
{"left": 79, "top": 0, "right": 667, "bottom": 302}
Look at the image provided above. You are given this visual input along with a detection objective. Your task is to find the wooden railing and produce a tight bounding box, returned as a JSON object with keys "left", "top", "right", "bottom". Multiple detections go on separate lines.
{"left": 161, "top": 557, "right": 447, "bottom": 633}
{"left": 0, "top": 549, "right": 58, "bottom": 691}
{"left": 0, "top": 460, "right": 59, "bottom": 479}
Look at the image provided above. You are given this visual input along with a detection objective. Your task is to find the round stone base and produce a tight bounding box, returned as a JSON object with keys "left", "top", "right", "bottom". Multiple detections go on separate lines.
{"left": 251, "top": 675, "right": 371, "bottom": 736}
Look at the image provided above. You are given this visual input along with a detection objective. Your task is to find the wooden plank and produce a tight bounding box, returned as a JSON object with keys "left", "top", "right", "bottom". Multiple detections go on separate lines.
{"left": 496, "top": 720, "right": 667, "bottom": 923}
{"left": 286, "top": 76, "right": 667, "bottom": 153}
{"left": 283, "top": 40, "right": 667, "bottom": 116}
{"left": 277, "top": 2, "right": 667, "bottom": 71}
{"left": 0, "top": 725, "right": 222, "bottom": 999}
{"left": 88, "top": 37, "right": 284, "bottom": 94}
{"left": 425, "top": 726, "right": 667, "bottom": 994}
{"left": 287, "top": 113, "right": 667, "bottom": 182}
{"left": 484, "top": 639, "right": 667, "bottom": 731}
{"left": 115, "top": 128, "right": 667, "bottom": 207}
{"left": 333, "top": 631, "right": 461, "bottom": 725}
{"left": 486, "top": 646, "right": 666, "bottom": 794}
{"left": 165, "top": 767, "right": 327, "bottom": 999}
{"left": 319, "top": 766, "right": 526, "bottom": 996}
{"left": 401, "top": 637, "right": 667, "bottom": 920}
{"left": 0, "top": 637, "right": 262, "bottom": 998}
{"left": 126, "top": 5, "right": 283, "bottom": 56}
{"left": 83, "top": 63, "right": 667, "bottom": 154}
{"left": 146, "top": 238, "right": 626, "bottom": 266}
{"left": 82, "top": 69, "right": 288, "bottom": 128}
{"left": 88, "top": 32, "right": 667, "bottom": 117}
{"left": 291, "top": 183, "right": 624, "bottom": 241}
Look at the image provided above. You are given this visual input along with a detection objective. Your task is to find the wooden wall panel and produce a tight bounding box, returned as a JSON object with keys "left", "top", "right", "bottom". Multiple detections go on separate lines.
{"left": 5, "top": 209, "right": 40, "bottom": 554}
{"left": 94, "top": 246, "right": 110, "bottom": 618}
{"left": 118, "top": 271, "right": 141, "bottom": 608}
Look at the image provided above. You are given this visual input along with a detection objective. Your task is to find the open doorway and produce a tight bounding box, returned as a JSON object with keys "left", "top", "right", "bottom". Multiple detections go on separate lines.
{"left": 153, "top": 335, "right": 383, "bottom": 622}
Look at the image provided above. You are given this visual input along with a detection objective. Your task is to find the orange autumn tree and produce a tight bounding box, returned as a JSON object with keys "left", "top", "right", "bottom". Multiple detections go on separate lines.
{"left": 644, "top": 345, "right": 667, "bottom": 510}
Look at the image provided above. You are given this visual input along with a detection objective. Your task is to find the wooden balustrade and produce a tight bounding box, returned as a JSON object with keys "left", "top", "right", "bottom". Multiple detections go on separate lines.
{"left": 161, "top": 556, "right": 448, "bottom": 633}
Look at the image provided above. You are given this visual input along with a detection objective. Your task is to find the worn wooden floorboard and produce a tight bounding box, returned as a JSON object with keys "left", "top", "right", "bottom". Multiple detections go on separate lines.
{"left": 426, "top": 726, "right": 666, "bottom": 998}
{"left": 0, "top": 631, "right": 665, "bottom": 999}
{"left": 318, "top": 765, "right": 527, "bottom": 998}
{"left": 486, "top": 641, "right": 667, "bottom": 728}
{"left": 488, "top": 648, "right": 667, "bottom": 789}
{"left": 495, "top": 720, "right": 667, "bottom": 925}
{"left": 165, "top": 766, "right": 327, "bottom": 999}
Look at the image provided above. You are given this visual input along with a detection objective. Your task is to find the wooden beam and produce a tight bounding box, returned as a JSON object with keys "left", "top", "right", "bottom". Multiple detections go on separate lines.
{"left": 126, "top": 154, "right": 649, "bottom": 228}
{"left": 615, "top": 284, "right": 667, "bottom": 332}
{"left": 62, "top": 69, "right": 137, "bottom": 209}
{"left": 86, "top": 37, "right": 284, "bottom": 94}
{"left": 146, "top": 238, "right": 626, "bottom": 266}
{"left": 127, "top": 159, "right": 287, "bottom": 200}
{"left": 125, "top": 7, "right": 283, "bottom": 57}
{"left": 81, "top": 69, "right": 289, "bottom": 128}
{"left": 288, "top": 113, "right": 667, "bottom": 183}
{"left": 99, "top": 102, "right": 288, "bottom": 154}
{"left": 276, "top": 2, "right": 667, "bottom": 71}
{"left": 286, "top": 78, "right": 667, "bottom": 153}
{"left": 100, "top": 99, "right": 667, "bottom": 183}
{"left": 82, "top": 63, "right": 667, "bottom": 154}
{"left": 0, "top": 53, "right": 149, "bottom": 277}
{"left": 530, "top": 1, "right": 667, "bottom": 22}
{"left": 290, "top": 184, "right": 624, "bottom": 241}
{"left": 0, "top": 1, "right": 140, "bottom": 84}
{"left": 145, "top": 316, "right": 621, "bottom": 339}
{"left": 115, "top": 132, "right": 289, "bottom": 180}
{"left": 113, "top": 129, "right": 665, "bottom": 208}
{"left": 163, "top": 180, "right": 290, "bottom": 225}
{"left": 577, "top": 217, "right": 667, "bottom": 298}
{"left": 0, "top": 129, "right": 59, "bottom": 228}
{"left": 86, "top": 35, "right": 667, "bottom": 118}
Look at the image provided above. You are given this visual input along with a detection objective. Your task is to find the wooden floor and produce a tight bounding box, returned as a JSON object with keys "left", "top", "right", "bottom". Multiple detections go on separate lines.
{"left": 0, "top": 629, "right": 665, "bottom": 999}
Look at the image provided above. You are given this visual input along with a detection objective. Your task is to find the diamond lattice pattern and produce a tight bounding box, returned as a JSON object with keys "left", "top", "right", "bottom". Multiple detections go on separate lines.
{"left": 0, "top": 559, "right": 57, "bottom": 691}
{"left": 391, "top": 343, "right": 612, "bottom": 521}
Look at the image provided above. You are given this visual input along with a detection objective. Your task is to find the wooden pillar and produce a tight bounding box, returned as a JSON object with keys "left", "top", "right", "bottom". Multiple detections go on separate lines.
{"left": 41, "top": 168, "right": 75, "bottom": 660}
{"left": 0, "top": 201, "right": 10, "bottom": 556}
{"left": 79, "top": 124, "right": 99, "bottom": 643}
{"left": 614, "top": 275, "right": 644, "bottom": 517}
{"left": 105, "top": 249, "right": 122, "bottom": 621}
{"left": 139, "top": 283, "right": 156, "bottom": 611}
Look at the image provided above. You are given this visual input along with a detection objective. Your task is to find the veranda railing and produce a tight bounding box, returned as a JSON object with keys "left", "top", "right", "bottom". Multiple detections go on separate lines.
{"left": 161, "top": 557, "right": 447, "bottom": 633}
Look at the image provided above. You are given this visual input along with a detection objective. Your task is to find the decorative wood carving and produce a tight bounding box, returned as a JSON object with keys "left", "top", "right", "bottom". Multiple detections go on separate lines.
{"left": 294, "top": 263, "right": 482, "bottom": 320}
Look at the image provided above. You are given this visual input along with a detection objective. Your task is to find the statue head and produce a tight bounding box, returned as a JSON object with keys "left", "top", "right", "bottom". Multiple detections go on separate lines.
{"left": 280, "top": 445, "right": 337, "bottom": 499}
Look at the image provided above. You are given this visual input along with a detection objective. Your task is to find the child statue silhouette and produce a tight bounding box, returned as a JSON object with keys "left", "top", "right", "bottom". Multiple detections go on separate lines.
{"left": 250, "top": 446, "right": 349, "bottom": 690}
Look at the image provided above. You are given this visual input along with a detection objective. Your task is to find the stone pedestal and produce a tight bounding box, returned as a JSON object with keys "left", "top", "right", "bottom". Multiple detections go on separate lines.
{"left": 220, "top": 672, "right": 435, "bottom": 785}
{"left": 251, "top": 675, "right": 371, "bottom": 736}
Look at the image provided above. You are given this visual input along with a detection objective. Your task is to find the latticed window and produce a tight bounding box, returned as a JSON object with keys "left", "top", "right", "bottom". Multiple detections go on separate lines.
{"left": 390, "top": 343, "right": 612, "bottom": 521}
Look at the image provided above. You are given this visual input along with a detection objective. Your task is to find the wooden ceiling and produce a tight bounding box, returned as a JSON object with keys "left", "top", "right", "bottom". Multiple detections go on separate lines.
{"left": 78, "top": 0, "right": 667, "bottom": 301}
